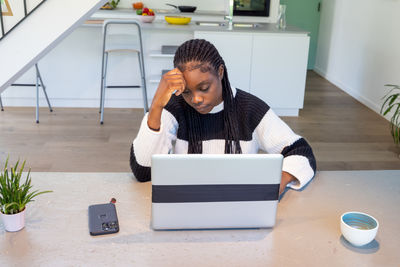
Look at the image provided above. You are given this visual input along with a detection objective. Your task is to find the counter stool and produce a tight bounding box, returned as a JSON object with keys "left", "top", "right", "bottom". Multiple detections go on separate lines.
{"left": 0, "top": 63, "right": 53, "bottom": 123}
{"left": 99, "top": 20, "right": 148, "bottom": 124}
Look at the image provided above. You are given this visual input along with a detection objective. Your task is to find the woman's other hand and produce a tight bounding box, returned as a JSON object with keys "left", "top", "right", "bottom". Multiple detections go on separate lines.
{"left": 279, "top": 171, "right": 297, "bottom": 196}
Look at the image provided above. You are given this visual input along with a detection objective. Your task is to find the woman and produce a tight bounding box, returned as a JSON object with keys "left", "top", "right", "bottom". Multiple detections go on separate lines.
{"left": 130, "top": 39, "right": 316, "bottom": 195}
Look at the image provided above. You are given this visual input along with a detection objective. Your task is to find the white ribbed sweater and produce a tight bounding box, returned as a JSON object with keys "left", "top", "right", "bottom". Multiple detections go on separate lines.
{"left": 131, "top": 88, "right": 316, "bottom": 190}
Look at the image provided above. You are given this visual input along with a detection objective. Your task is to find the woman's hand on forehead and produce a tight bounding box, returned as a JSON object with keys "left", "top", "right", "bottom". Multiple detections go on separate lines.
{"left": 150, "top": 68, "right": 187, "bottom": 110}
{"left": 147, "top": 68, "right": 188, "bottom": 131}
{"left": 164, "top": 68, "right": 186, "bottom": 96}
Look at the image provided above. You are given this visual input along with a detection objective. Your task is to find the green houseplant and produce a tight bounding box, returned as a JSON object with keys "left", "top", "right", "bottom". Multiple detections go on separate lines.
{"left": 380, "top": 84, "right": 400, "bottom": 147}
{"left": 0, "top": 157, "right": 52, "bottom": 232}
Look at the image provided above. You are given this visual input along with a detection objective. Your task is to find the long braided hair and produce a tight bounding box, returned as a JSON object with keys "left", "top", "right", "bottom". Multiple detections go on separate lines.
{"left": 173, "top": 39, "right": 242, "bottom": 154}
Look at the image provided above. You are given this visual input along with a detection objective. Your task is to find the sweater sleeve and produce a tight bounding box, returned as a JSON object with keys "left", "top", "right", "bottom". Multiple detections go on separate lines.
{"left": 130, "top": 109, "right": 178, "bottom": 182}
{"left": 255, "top": 109, "right": 316, "bottom": 190}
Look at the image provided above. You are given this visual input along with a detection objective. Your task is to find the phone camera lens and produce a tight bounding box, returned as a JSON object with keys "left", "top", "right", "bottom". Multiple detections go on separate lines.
{"left": 102, "top": 222, "right": 110, "bottom": 231}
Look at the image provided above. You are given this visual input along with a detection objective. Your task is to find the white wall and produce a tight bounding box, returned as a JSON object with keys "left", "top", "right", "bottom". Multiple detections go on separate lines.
{"left": 314, "top": 0, "right": 400, "bottom": 119}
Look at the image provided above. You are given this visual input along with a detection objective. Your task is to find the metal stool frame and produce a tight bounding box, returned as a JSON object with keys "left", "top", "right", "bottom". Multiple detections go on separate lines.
{"left": 99, "top": 20, "right": 148, "bottom": 124}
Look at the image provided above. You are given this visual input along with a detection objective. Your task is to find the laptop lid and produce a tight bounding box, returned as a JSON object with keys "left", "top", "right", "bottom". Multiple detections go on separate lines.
{"left": 151, "top": 154, "right": 283, "bottom": 230}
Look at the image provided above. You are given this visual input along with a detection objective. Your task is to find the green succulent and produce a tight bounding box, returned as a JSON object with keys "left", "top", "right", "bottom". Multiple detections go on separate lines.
{"left": 108, "top": 0, "right": 120, "bottom": 9}
{"left": 0, "top": 157, "right": 52, "bottom": 215}
{"left": 380, "top": 84, "right": 400, "bottom": 145}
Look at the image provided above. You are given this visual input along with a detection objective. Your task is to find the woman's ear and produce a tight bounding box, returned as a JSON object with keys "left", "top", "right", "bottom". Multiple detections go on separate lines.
{"left": 218, "top": 65, "right": 224, "bottom": 81}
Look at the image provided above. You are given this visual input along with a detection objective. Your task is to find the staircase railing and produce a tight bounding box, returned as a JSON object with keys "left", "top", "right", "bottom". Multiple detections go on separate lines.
{"left": 0, "top": 0, "right": 46, "bottom": 41}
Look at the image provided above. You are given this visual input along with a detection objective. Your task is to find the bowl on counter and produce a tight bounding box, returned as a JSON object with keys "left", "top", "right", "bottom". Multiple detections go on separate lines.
{"left": 139, "top": 15, "right": 155, "bottom": 23}
{"left": 165, "top": 16, "right": 191, "bottom": 25}
{"left": 340, "top": 211, "right": 379, "bottom": 247}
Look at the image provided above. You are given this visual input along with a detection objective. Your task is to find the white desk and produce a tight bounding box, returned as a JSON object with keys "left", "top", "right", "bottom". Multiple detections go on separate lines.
{"left": 0, "top": 171, "right": 399, "bottom": 266}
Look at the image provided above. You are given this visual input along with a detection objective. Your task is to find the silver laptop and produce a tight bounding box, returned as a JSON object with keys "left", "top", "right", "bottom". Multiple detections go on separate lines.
{"left": 151, "top": 154, "right": 283, "bottom": 230}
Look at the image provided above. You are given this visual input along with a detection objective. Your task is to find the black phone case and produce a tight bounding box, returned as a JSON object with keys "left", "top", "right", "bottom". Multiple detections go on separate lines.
{"left": 88, "top": 203, "right": 119, "bottom": 236}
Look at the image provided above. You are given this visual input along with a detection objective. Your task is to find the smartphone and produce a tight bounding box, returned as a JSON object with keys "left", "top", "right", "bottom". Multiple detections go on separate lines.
{"left": 88, "top": 203, "right": 119, "bottom": 236}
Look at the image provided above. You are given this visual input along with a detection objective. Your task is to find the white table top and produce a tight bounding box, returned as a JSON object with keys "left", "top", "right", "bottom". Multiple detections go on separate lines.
{"left": 0, "top": 170, "right": 399, "bottom": 266}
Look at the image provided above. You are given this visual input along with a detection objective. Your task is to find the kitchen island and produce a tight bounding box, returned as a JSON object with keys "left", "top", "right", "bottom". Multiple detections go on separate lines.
{"left": 2, "top": 8, "right": 309, "bottom": 116}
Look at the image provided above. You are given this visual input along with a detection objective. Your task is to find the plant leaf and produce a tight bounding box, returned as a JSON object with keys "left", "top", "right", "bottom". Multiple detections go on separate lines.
{"left": 383, "top": 104, "right": 394, "bottom": 116}
{"left": 385, "top": 84, "right": 400, "bottom": 89}
{"left": 388, "top": 94, "right": 399, "bottom": 106}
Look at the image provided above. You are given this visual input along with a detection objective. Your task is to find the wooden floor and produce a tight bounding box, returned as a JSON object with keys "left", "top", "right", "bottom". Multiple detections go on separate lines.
{"left": 0, "top": 71, "right": 399, "bottom": 172}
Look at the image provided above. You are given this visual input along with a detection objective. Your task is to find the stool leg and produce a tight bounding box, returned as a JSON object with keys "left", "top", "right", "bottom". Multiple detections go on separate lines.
{"left": 100, "top": 52, "right": 109, "bottom": 124}
{"left": 99, "top": 27, "right": 107, "bottom": 114}
{"left": 138, "top": 52, "right": 148, "bottom": 114}
{"left": 0, "top": 95, "right": 4, "bottom": 111}
{"left": 99, "top": 51, "right": 106, "bottom": 113}
{"left": 36, "top": 66, "right": 40, "bottom": 124}
{"left": 35, "top": 64, "right": 53, "bottom": 112}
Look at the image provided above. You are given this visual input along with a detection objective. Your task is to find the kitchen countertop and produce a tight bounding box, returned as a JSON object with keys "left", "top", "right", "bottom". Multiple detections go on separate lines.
{"left": 87, "top": 8, "right": 309, "bottom": 35}
{"left": 0, "top": 170, "right": 399, "bottom": 266}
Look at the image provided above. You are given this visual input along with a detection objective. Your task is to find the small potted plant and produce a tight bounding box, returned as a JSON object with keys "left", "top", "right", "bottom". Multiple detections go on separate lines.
{"left": 380, "top": 84, "right": 400, "bottom": 155}
{"left": 100, "top": 0, "right": 120, "bottom": 10}
{"left": 0, "top": 157, "right": 52, "bottom": 232}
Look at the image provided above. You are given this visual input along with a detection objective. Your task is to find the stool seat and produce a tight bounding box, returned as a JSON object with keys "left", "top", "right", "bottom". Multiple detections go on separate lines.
{"left": 105, "top": 46, "right": 140, "bottom": 53}
{"left": 99, "top": 20, "right": 149, "bottom": 124}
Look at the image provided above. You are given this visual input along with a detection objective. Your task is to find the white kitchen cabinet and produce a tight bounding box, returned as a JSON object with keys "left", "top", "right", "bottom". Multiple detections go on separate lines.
{"left": 251, "top": 34, "right": 309, "bottom": 114}
{"left": 194, "top": 31, "right": 252, "bottom": 92}
{"left": 194, "top": 31, "right": 309, "bottom": 116}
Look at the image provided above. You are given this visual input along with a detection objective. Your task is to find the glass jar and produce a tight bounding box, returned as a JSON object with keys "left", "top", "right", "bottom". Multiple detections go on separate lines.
{"left": 277, "top": 4, "right": 287, "bottom": 30}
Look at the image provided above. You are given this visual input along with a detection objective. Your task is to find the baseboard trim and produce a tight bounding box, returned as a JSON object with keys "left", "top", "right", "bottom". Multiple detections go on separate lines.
{"left": 313, "top": 66, "right": 388, "bottom": 120}
{"left": 1, "top": 97, "right": 301, "bottom": 117}
{"left": 0, "top": 97, "right": 151, "bottom": 108}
